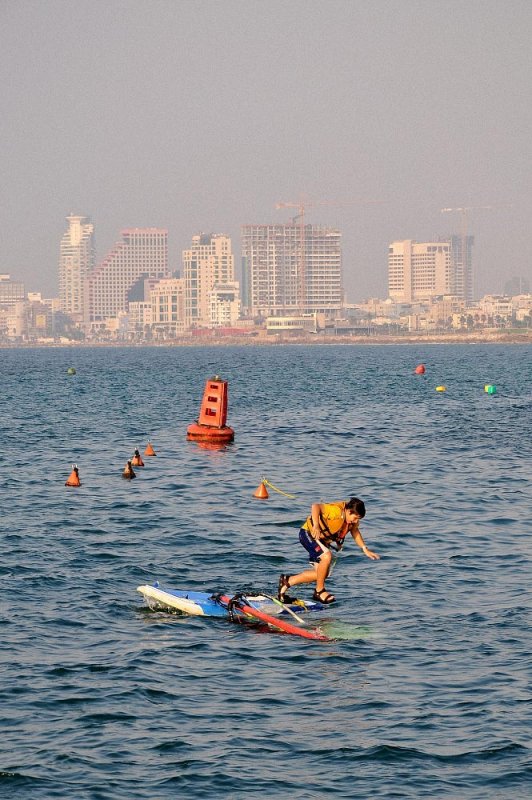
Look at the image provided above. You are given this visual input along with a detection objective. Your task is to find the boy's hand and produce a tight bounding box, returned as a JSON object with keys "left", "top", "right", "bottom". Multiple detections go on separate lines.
{"left": 362, "top": 547, "right": 380, "bottom": 560}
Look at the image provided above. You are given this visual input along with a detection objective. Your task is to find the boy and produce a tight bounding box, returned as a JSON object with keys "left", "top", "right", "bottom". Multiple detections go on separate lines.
{"left": 278, "top": 497, "right": 379, "bottom": 604}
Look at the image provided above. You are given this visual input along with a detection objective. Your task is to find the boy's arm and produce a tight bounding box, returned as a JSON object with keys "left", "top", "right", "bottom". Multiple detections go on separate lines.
{"left": 309, "top": 503, "right": 324, "bottom": 539}
{"left": 351, "top": 527, "right": 380, "bottom": 560}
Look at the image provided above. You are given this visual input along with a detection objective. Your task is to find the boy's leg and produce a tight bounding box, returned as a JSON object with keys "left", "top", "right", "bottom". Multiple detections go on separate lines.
{"left": 284, "top": 550, "right": 332, "bottom": 590}
{"left": 287, "top": 566, "right": 318, "bottom": 587}
{"left": 279, "top": 529, "right": 331, "bottom": 600}
{"left": 314, "top": 551, "right": 332, "bottom": 593}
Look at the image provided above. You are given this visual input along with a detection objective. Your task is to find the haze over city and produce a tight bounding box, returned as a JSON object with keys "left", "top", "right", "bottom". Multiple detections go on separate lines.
{"left": 1, "top": 0, "right": 531, "bottom": 301}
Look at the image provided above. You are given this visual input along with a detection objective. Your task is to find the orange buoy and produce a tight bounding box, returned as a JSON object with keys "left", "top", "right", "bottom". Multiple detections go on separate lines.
{"left": 144, "top": 442, "right": 156, "bottom": 456}
{"left": 187, "top": 375, "right": 235, "bottom": 444}
{"left": 415, "top": 364, "right": 426, "bottom": 374}
{"left": 195, "top": 441, "right": 227, "bottom": 451}
{"left": 122, "top": 460, "right": 136, "bottom": 480}
{"left": 131, "top": 448, "right": 145, "bottom": 467}
{"left": 65, "top": 464, "right": 81, "bottom": 487}
{"left": 253, "top": 481, "right": 269, "bottom": 499}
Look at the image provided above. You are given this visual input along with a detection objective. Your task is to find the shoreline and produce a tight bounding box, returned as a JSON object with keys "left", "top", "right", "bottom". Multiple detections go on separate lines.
{"left": 0, "top": 331, "right": 530, "bottom": 349}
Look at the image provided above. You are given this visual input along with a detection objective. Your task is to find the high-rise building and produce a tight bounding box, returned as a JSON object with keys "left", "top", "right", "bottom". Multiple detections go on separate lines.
{"left": 241, "top": 224, "right": 342, "bottom": 316}
{"left": 388, "top": 238, "right": 474, "bottom": 302}
{"left": 450, "top": 235, "right": 474, "bottom": 302}
{"left": 85, "top": 228, "right": 167, "bottom": 325}
{"left": 504, "top": 275, "right": 530, "bottom": 296}
{"left": 59, "top": 214, "right": 95, "bottom": 321}
{"left": 182, "top": 234, "right": 236, "bottom": 327}
{"left": 0, "top": 274, "right": 25, "bottom": 306}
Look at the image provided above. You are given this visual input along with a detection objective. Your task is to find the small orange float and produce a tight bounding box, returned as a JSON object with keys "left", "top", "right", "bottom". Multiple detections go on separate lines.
{"left": 144, "top": 442, "right": 157, "bottom": 456}
{"left": 122, "top": 460, "right": 136, "bottom": 480}
{"left": 415, "top": 364, "right": 426, "bottom": 374}
{"left": 131, "top": 448, "right": 145, "bottom": 467}
{"left": 253, "top": 481, "right": 269, "bottom": 499}
{"left": 187, "top": 376, "right": 235, "bottom": 444}
{"left": 65, "top": 464, "right": 81, "bottom": 487}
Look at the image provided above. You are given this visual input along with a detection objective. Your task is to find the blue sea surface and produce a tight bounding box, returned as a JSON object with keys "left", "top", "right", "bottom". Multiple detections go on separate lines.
{"left": 0, "top": 343, "right": 530, "bottom": 799}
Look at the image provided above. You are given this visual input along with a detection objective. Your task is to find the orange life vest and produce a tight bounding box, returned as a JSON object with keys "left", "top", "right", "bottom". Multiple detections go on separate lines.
{"left": 302, "top": 501, "right": 350, "bottom": 546}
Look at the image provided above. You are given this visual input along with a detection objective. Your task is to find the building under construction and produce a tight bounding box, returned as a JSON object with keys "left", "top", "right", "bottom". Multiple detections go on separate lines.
{"left": 241, "top": 223, "right": 342, "bottom": 317}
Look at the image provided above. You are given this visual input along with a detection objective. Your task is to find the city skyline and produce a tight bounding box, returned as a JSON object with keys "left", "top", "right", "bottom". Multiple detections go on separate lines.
{"left": 3, "top": 211, "right": 528, "bottom": 307}
{"left": 1, "top": 1, "right": 531, "bottom": 300}
{"left": 1, "top": 201, "right": 526, "bottom": 304}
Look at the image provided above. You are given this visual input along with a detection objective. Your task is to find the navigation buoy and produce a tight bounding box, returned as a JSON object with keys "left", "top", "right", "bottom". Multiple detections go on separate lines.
{"left": 65, "top": 464, "right": 81, "bottom": 487}
{"left": 187, "top": 375, "right": 235, "bottom": 444}
{"left": 253, "top": 481, "right": 269, "bottom": 499}
{"left": 484, "top": 384, "right": 497, "bottom": 394}
{"left": 122, "top": 460, "right": 136, "bottom": 480}
{"left": 435, "top": 385, "right": 446, "bottom": 392}
{"left": 415, "top": 364, "right": 426, "bottom": 374}
{"left": 144, "top": 442, "right": 156, "bottom": 456}
{"left": 131, "top": 448, "right": 144, "bottom": 467}
{"left": 67, "top": 367, "right": 76, "bottom": 375}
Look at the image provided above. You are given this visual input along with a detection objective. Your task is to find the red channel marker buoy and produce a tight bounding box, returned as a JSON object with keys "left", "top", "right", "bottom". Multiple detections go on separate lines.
{"left": 65, "top": 464, "right": 81, "bottom": 487}
{"left": 144, "top": 442, "right": 157, "bottom": 456}
{"left": 415, "top": 364, "right": 426, "bottom": 374}
{"left": 187, "top": 376, "right": 235, "bottom": 444}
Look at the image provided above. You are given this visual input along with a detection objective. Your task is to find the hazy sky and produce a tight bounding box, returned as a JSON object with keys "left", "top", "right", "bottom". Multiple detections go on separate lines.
{"left": 1, "top": 0, "right": 531, "bottom": 300}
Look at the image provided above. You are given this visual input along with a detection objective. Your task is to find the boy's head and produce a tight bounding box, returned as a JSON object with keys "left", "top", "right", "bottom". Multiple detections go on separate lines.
{"left": 345, "top": 497, "right": 366, "bottom": 523}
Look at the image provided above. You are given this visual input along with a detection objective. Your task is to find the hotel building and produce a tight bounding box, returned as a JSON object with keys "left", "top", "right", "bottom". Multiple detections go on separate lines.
{"left": 388, "top": 237, "right": 474, "bottom": 303}
{"left": 84, "top": 228, "right": 167, "bottom": 325}
{"left": 59, "top": 215, "right": 95, "bottom": 321}
{"left": 241, "top": 224, "right": 342, "bottom": 316}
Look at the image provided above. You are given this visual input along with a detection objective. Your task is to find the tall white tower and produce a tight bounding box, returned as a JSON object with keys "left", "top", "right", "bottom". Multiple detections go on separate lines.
{"left": 58, "top": 214, "right": 95, "bottom": 320}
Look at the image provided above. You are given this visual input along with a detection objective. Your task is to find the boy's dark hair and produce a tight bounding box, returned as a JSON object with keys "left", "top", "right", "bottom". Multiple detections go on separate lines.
{"left": 345, "top": 497, "right": 366, "bottom": 518}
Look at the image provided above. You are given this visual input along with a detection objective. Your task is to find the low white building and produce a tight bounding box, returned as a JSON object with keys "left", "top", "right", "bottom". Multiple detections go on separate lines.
{"left": 128, "top": 301, "right": 152, "bottom": 329}
{"left": 266, "top": 313, "right": 323, "bottom": 334}
{"left": 478, "top": 295, "right": 513, "bottom": 319}
{"left": 209, "top": 282, "right": 241, "bottom": 327}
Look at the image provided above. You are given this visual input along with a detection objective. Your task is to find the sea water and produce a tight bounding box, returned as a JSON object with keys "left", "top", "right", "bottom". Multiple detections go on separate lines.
{"left": 0, "top": 343, "right": 530, "bottom": 799}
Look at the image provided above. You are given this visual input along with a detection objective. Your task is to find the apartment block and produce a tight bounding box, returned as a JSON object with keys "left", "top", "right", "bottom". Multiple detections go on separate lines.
{"left": 150, "top": 277, "right": 185, "bottom": 335}
{"left": 182, "top": 234, "right": 235, "bottom": 327}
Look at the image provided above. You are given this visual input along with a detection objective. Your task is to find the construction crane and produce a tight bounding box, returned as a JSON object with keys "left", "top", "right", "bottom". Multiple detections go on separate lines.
{"left": 441, "top": 205, "right": 512, "bottom": 300}
{"left": 275, "top": 197, "right": 384, "bottom": 313}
